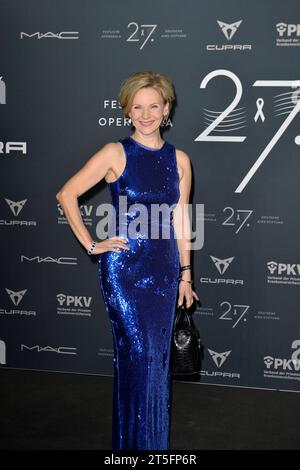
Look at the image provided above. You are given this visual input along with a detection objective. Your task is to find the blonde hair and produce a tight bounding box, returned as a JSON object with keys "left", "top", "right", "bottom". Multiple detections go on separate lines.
{"left": 118, "top": 70, "right": 175, "bottom": 118}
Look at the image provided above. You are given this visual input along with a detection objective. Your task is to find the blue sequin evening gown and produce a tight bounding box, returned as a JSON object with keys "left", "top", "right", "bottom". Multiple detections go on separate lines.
{"left": 98, "top": 135, "right": 180, "bottom": 450}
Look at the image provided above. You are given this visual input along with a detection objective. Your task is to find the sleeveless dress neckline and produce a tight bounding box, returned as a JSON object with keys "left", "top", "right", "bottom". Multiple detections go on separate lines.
{"left": 129, "top": 135, "right": 167, "bottom": 151}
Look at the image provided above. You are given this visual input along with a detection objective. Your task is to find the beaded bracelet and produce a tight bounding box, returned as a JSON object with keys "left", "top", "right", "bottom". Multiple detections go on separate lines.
{"left": 87, "top": 240, "right": 96, "bottom": 255}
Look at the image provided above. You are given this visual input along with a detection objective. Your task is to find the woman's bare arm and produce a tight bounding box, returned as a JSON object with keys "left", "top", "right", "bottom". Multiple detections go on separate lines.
{"left": 56, "top": 142, "right": 128, "bottom": 253}
{"left": 173, "top": 149, "right": 199, "bottom": 307}
{"left": 173, "top": 149, "right": 192, "bottom": 276}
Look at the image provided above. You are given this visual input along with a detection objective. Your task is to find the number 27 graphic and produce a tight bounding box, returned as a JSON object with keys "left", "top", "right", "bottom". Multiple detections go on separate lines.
{"left": 195, "top": 69, "right": 300, "bottom": 193}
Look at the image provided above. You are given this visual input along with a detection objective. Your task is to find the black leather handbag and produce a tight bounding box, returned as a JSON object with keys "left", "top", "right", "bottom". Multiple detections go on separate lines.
{"left": 171, "top": 304, "right": 201, "bottom": 375}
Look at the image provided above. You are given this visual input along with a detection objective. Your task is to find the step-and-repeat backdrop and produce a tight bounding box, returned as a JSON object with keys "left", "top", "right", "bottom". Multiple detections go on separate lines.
{"left": 1, "top": 0, "right": 300, "bottom": 392}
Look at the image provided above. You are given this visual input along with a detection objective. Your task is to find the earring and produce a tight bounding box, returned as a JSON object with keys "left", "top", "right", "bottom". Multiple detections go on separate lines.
{"left": 160, "top": 114, "right": 168, "bottom": 127}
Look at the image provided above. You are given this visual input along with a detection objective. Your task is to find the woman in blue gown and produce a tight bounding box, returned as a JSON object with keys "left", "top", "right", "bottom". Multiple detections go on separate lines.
{"left": 56, "top": 70, "right": 199, "bottom": 450}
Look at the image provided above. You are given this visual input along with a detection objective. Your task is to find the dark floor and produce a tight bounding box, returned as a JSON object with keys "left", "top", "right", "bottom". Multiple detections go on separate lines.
{"left": 0, "top": 368, "right": 299, "bottom": 450}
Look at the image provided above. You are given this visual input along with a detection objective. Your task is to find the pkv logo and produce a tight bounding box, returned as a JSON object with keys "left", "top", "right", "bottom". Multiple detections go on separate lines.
{"left": 276, "top": 23, "right": 300, "bottom": 37}
{"left": 57, "top": 203, "right": 93, "bottom": 217}
{"left": 267, "top": 261, "right": 300, "bottom": 276}
{"left": 57, "top": 293, "right": 92, "bottom": 308}
{"left": 264, "top": 340, "right": 300, "bottom": 371}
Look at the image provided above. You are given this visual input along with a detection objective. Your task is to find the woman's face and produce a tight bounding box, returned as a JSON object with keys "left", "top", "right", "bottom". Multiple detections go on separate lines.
{"left": 128, "top": 87, "right": 169, "bottom": 134}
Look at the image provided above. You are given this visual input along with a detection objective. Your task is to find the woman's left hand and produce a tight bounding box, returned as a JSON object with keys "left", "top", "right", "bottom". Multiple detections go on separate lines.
{"left": 177, "top": 281, "right": 200, "bottom": 308}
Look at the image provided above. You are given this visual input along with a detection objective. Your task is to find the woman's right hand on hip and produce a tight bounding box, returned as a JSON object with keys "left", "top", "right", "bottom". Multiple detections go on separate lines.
{"left": 91, "top": 236, "right": 129, "bottom": 254}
